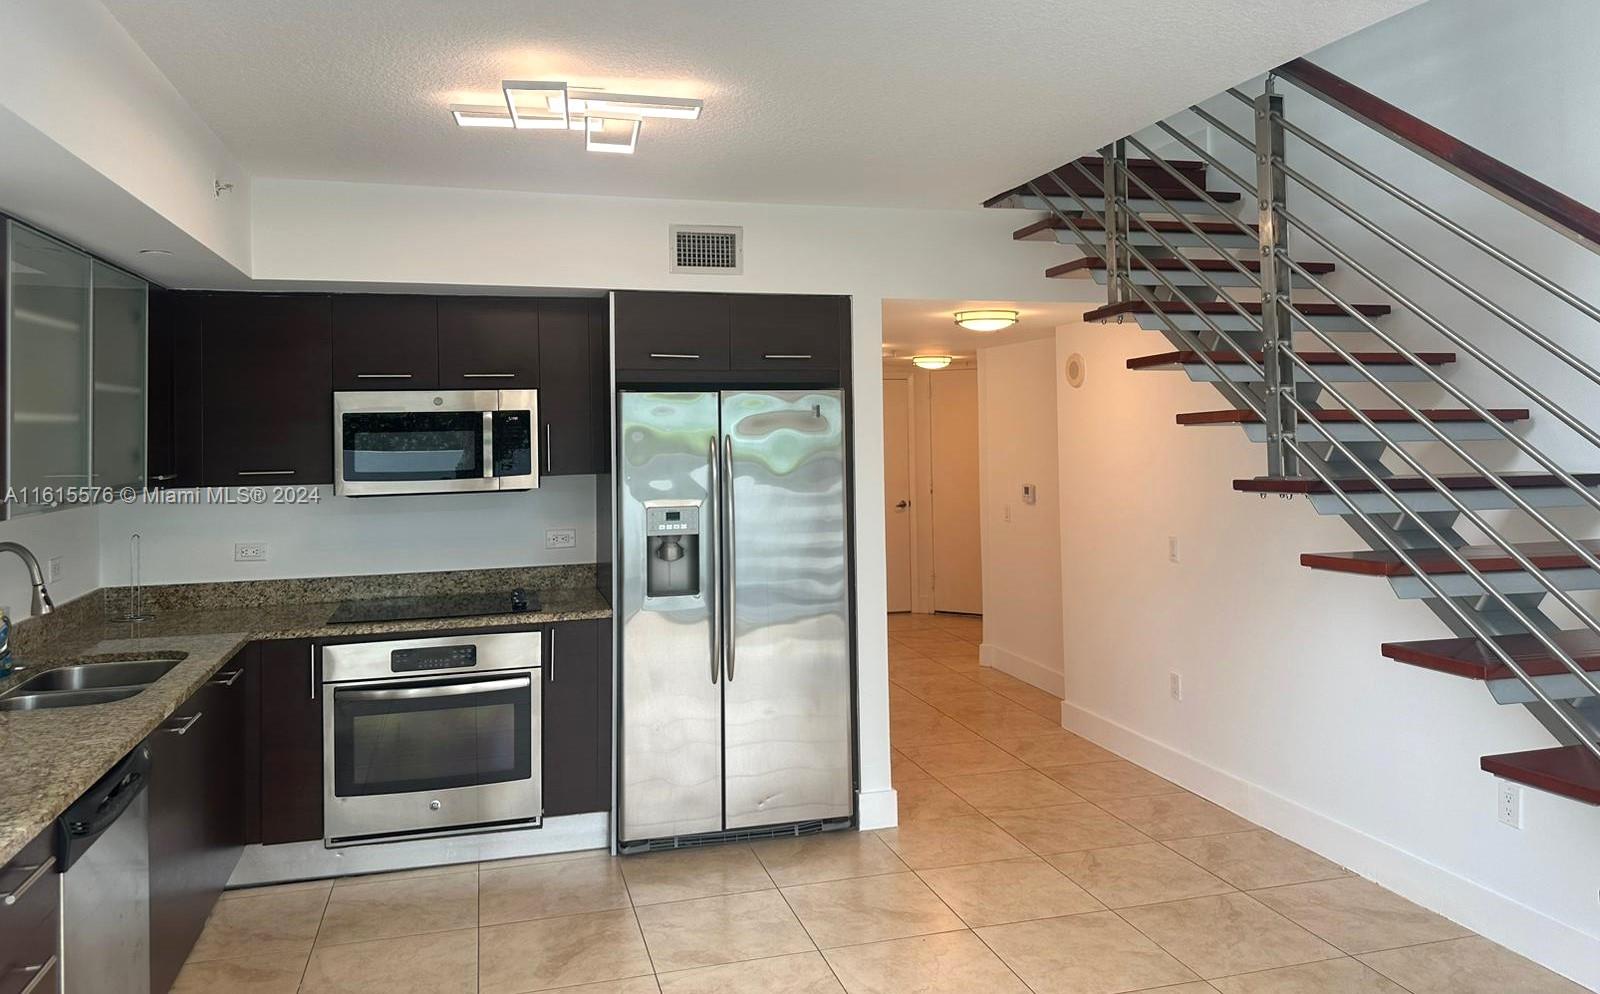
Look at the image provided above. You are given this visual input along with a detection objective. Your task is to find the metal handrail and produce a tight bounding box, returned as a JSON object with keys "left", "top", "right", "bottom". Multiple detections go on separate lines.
{"left": 1050, "top": 148, "right": 1600, "bottom": 740}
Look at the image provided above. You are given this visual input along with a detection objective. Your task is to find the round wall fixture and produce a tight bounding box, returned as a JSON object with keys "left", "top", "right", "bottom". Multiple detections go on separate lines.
{"left": 912, "top": 355, "right": 954, "bottom": 370}
{"left": 954, "top": 309, "right": 1018, "bottom": 332}
{"left": 1065, "top": 353, "right": 1086, "bottom": 388}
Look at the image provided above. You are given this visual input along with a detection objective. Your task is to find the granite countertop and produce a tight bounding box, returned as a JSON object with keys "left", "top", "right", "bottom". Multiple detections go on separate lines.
{"left": 0, "top": 578, "right": 611, "bottom": 865}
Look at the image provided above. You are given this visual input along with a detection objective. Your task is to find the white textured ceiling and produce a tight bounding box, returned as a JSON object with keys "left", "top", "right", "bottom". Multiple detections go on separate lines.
{"left": 882, "top": 298, "right": 1090, "bottom": 360}
{"left": 100, "top": 0, "right": 1420, "bottom": 208}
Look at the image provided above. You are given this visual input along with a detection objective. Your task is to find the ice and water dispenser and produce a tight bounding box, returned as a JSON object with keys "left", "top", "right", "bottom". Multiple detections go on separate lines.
{"left": 644, "top": 501, "right": 702, "bottom": 598}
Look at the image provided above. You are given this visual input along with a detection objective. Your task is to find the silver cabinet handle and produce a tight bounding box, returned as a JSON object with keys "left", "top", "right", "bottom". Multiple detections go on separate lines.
{"left": 722, "top": 433, "right": 736, "bottom": 683}
{"left": 649, "top": 353, "right": 700, "bottom": 360}
{"left": 310, "top": 645, "right": 317, "bottom": 700}
{"left": 544, "top": 423, "right": 552, "bottom": 474}
{"left": 17, "top": 954, "right": 57, "bottom": 994}
{"left": 2, "top": 857, "right": 55, "bottom": 906}
{"left": 149, "top": 473, "right": 178, "bottom": 482}
{"left": 549, "top": 628, "right": 556, "bottom": 683}
{"left": 462, "top": 372, "right": 515, "bottom": 379}
{"left": 338, "top": 676, "right": 529, "bottom": 702}
{"left": 211, "top": 668, "right": 243, "bottom": 688}
{"left": 707, "top": 435, "right": 721, "bottom": 686}
{"left": 763, "top": 354, "right": 813, "bottom": 360}
{"left": 162, "top": 712, "right": 203, "bottom": 736}
{"left": 238, "top": 470, "right": 294, "bottom": 477}
{"left": 355, "top": 373, "right": 413, "bottom": 379}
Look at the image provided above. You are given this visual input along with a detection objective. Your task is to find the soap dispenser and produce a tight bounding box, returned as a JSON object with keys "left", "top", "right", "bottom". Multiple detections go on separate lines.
{"left": 0, "top": 607, "right": 13, "bottom": 678}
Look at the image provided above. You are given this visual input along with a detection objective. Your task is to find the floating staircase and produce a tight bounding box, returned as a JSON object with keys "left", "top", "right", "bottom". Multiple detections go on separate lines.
{"left": 984, "top": 58, "right": 1600, "bottom": 806}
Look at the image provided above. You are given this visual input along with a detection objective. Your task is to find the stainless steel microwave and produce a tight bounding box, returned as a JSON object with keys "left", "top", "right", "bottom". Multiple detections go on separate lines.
{"left": 334, "top": 390, "right": 539, "bottom": 497}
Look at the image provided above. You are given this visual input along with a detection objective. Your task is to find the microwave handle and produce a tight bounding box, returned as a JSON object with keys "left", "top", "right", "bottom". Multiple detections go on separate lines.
{"left": 337, "top": 676, "right": 531, "bottom": 702}
{"left": 482, "top": 411, "right": 495, "bottom": 479}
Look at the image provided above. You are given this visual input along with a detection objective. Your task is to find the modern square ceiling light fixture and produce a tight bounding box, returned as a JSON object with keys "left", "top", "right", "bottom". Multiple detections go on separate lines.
{"left": 451, "top": 79, "right": 702, "bottom": 155}
{"left": 954, "top": 309, "right": 1019, "bottom": 332}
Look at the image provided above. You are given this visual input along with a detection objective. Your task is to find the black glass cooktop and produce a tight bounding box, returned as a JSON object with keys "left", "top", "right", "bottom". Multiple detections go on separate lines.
{"left": 327, "top": 588, "right": 534, "bottom": 625}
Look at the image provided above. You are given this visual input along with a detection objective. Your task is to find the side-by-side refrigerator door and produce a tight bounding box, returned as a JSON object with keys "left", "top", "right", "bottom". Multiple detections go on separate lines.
{"left": 619, "top": 392, "right": 724, "bottom": 843}
{"left": 720, "top": 390, "right": 853, "bottom": 830}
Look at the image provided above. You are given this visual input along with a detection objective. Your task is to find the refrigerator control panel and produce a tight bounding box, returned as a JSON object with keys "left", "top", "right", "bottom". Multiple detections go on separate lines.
{"left": 645, "top": 505, "right": 701, "bottom": 536}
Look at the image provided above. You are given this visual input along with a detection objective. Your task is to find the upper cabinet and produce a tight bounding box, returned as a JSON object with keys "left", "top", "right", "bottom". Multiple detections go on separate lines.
{"left": 438, "top": 297, "right": 539, "bottom": 389}
{"left": 146, "top": 289, "right": 204, "bottom": 490}
{"left": 612, "top": 291, "right": 731, "bottom": 373}
{"left": 91, "top": 261, "right": 149, "bottom": 490}
{"left": 538, "top": 298, "right": 603, "bottom": 477}
{"left": 729, "top": 294, "right": 845, "bottom": 371}
{"left": 332, "top": 295, "right": 439, "bottom": 389}
{"left": 201, "top": 294, "right": 333, "bottom": 485}
{"left": 612, "top": 291, "right": 847, "bottom": 384}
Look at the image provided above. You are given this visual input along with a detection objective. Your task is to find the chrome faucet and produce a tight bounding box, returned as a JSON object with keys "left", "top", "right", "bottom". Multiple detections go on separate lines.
{"left": 0, "top": 542, "right": 54, "bottom": 615}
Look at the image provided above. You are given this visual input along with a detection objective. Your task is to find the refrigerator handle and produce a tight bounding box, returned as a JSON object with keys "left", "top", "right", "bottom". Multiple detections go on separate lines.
{"left": 722, "top": 433, "right": 737, "bottom": 683}
{"left": 707, "top": 434, "right": 721, "bottom": 685}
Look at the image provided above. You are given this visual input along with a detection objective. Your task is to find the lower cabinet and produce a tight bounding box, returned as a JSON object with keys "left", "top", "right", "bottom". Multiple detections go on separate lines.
{"left": 543, "top": 619, "right": 611, "bottom": 816}
{"left": 0, "top": 828, "right": 57, "bottom": 994}
{"left": 148, "top": 658, "right": 249, "bottom": 994}
{"left": 254, "top": 640, "right": 324, "bottom": 845}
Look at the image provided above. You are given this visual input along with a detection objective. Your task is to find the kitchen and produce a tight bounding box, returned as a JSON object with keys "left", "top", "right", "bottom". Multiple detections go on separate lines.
{"left": 0, "top": 247, "right": 858, "bottom": 993}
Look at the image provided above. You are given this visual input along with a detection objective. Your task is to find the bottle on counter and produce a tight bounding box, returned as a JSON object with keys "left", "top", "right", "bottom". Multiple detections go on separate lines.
{"left": 0, "top": 608, "right": 12, "bottom": 678}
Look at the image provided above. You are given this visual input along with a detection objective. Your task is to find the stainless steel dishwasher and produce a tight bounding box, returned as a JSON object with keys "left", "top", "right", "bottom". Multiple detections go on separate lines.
{"left": 56, "top": 743, "right": 151, "bottom": 994}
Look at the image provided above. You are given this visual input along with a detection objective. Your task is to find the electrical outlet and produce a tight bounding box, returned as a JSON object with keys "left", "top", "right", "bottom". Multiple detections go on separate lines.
{"left": 1168, "top": 536, "right": 1180, "bottom": 563}
{"left": 1169, "top": 671, "right": 1183, "bottom": 702}
{"left": 234, "top": 542, "right": 268, "bottom": 562}
{"left": 47, "top": 556, "right": 63, "bottom": 582}
{"left": 1497, "top": 780, "right": 1523, "bottom": 829}
{"left": 545, "top": 528, "right": 577, "bottom": 550}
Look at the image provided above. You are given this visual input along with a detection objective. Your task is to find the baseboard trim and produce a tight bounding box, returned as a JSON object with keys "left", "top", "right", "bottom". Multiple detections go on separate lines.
{"left": 1060, "top": 699, "right": 1600, "bottom": 992}
{"left": 858, "top": 786, "right": 899, "bottom": 830}
{"left": 980, "top": 642, "right": 1065, "bottom": 697}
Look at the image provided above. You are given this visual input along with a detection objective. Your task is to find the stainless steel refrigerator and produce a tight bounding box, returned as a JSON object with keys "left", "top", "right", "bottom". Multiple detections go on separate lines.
{"left": 617, "top": 390, "right": 854, "bottom": 848}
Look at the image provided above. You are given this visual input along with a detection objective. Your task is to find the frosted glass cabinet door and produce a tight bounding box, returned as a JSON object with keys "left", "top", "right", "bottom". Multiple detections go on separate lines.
{"left": 7, "top": 223, "right": 92, "bottom": 512}
{"left": 91, "top": 261, "right": 148, "bottom": 490}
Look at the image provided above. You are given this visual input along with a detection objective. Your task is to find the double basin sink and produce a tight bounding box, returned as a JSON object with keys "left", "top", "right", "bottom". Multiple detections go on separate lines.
{"left": 0, "top": 656, "right": 185, "bottom": 711}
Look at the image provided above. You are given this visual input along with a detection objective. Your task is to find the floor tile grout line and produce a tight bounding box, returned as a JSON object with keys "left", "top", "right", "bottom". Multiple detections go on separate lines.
{"left": 295, "top": 878, "right": 337, "bottom": 992}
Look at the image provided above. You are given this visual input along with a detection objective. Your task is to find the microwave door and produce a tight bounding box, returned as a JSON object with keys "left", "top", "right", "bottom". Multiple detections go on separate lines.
{"left": 334, "top": 390, "right": 500, "bottom": 496}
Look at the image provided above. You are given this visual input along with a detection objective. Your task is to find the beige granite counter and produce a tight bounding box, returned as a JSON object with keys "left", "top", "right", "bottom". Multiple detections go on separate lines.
{"left": 0, "top": 568, "right": 610, "bottom": 865}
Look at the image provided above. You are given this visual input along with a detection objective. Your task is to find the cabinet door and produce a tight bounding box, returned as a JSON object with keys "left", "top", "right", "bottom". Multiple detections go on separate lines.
{"left": 729, "top": 294, "right": 843, "bottom": 372}
{"left": 145, "top": 289, "right": 203, "bottom": 491}
{"left": 201, "top": 294, "right": 333, "bottom": 485}
{"left": 6, "top": 222, "right": 91, "bottom": 512}
{"left": 542, "top": 620, "right": 608, "bottom": 816}
{"left": 332, "top": 295, "right": 439, "bottom": 389}
{"left": 0, "top": 828, "right": 58, "bottom": 994}
{"left": 437, "top": 297, "right": 539, "bottom": 389}
{"left": 91, "top": 261, "right": 149, "bottom": 490}
{"left": 538, "top": 299, "right": 597, "bottom": 476}
{"left": 613, "top": 291, "right": 731, "bottom": 372}
{"left": 255, "top": 640, "right": 324, "bottom": 844}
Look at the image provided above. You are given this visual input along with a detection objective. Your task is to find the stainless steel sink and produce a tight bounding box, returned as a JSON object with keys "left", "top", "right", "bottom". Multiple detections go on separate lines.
{"left": 0, "top": 687, "right": 143, "bottom": 711}
{"left": 13, "top": 658, "right": 183, "bottom": 693}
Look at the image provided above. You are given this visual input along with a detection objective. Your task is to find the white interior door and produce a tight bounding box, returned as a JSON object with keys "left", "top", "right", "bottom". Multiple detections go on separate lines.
{"left": 883, "top": 378, "right": 913, "bottom": 613}
{"left": 929, "top": 369, "right": 982, "bottom": 615}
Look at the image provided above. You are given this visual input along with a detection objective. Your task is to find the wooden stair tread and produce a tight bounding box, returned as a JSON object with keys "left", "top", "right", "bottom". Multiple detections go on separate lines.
{"left": 1128, "top": 350, "right": 1454, "bottom": 370}
{"left": 1013, "top": 216, "right": 1258, "bottom": 240}
{"left": 985, "top": 157, "right": 1237, "bottom": 208}
{"left": 1178, "top": 408, "right": 1529, "bottom": 426}
{"left": 1085, "top": 299, "right": 1391, "bottom": 322}
{"left": 1480, "top": 745, "right": 1600, "bottom": 805}
{"left": 1300, "top": 539, "right": 1600, "bottom": 577}
{"left": 1382, "top": 630, "right": 1600, "bottom": 681}
{"left": 1047, "top": 257, "right": 1334, "bottom": 278}
{"left": 1234, "top": 471, "right": 1599, "bottom": 495}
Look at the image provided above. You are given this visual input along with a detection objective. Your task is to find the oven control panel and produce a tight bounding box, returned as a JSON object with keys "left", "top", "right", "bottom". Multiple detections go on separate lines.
{"left": 390, "top": 644, "right": 478, "bottom": 673}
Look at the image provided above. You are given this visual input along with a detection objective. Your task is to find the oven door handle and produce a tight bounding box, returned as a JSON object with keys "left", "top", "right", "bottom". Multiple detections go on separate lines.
{"left": 335, "top": 675, "right": 531, "bottom": 702}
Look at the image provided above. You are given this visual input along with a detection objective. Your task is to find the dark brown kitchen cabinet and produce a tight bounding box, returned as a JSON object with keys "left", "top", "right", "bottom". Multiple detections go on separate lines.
{"left": 255, "top": 639, "right": 324, "bottom": 845}
{"left": 0, "top": 828, "right": 57, "bottom": 994}
{"left": 730, "top": 294, "right": 844, "bottom": 372}
{"left": 438, "top": 297, "right": 539, "bottom": 389}
{"left": 613, "top": 291, "right": 731, "bottom": 372}
{"left": 201, "top": 294, "right": 333, "bottom": 485}
{"left": 145, "top": 288, "right": 204, "bottom": 490}
{"left": 542, "top": 619, "right": 609, "bottom": 816}
{"left": 538, "top": 299, "right": 603, "bottom": 476}
{"left": 332, "top": 295, "right": 439, "bottom": 389}
{"left": 149, "top": 659, "right": 249, "bottom": 994}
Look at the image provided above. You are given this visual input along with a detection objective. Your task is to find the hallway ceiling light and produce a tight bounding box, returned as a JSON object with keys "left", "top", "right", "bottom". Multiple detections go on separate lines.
{"left": 954, "top": 309, "right": 1018, "bottom": 332}
{"left": 912, "top": 355, "right": 953, "bottom": 370}
{"left": 451, "top": 80, "right": 703, "bottom": 155}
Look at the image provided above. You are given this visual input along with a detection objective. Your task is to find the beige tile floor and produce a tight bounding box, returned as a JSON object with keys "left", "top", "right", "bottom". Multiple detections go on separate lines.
{"left": 174, "top": 612, "right": 1593, "bottom": 993}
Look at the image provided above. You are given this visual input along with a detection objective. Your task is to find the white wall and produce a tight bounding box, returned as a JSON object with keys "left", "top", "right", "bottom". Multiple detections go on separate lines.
{"left": 1051, "top": 1, "right": 1600, "bottom": 986}
{"left": 977, "top": 338, "right": 1063, "bottom": 693}
{"left": 0, "top": 507, "right": 98, "bottom": 623}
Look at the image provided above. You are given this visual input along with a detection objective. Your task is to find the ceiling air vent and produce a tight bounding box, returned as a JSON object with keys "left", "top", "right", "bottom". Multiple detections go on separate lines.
{"left": 671, "top": 225, "right": 742, "bottom": 274}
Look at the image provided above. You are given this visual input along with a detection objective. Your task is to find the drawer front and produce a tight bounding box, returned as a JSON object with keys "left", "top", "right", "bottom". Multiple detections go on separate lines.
{"left": 613, "top": 292, "right": 731, "bottom": 371}
{"left": 730, "top": 294, "right": 844, "bottom": 371}
{"left": 0, "top": 830, "right": 58, "bottom": 994}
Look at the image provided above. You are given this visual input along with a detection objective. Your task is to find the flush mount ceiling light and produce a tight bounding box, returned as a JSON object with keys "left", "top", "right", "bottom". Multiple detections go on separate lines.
{"left": 451, "top": 79, "right": 703, "bottom": 155}
{"left": 954, "top": 309, "right": 1019, "bottom": 332}
{"left": 912, "top": 355, "right": 954, "bottom": 370}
